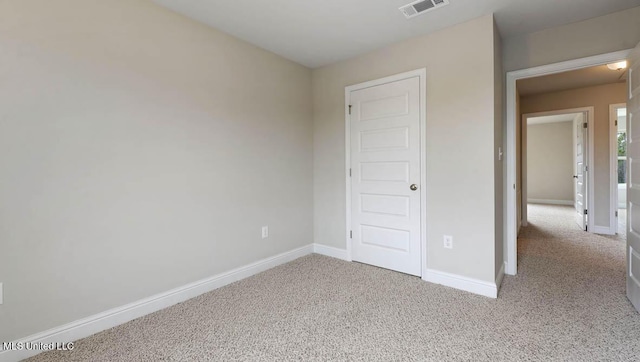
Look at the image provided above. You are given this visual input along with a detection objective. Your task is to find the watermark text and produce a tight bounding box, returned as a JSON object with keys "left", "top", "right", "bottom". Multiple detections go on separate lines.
{"left": 2, "top": 342, "right": 74, "bottom": 351}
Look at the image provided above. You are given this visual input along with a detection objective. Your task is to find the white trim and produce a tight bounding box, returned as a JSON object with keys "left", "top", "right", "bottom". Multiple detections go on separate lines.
{"left": 610, "top": 103, "right": 627, "bottom": 235}
{"left": 588, "top": 109, "right": 596, "bottom": 235}
{"left": 345, "top": 84, "right": 353, "bottom": 262}
{"left": 313, "top": 244, "right": 350, "bottom": 261}
{"left": 522, "top": 112, "right": 528, "bottom": 227}
{"left": 419, "top": 70, "right": 428, "bottom": 280}
{"left": 424, "top": 269, "right": 499, "bottom": 299}
{"left": 505, "top": 49, "right": 631, "bottom": 276}
{"left": 528, "top": 199, "right": 574, "bottom": 206}
{"left": 592, "top": 225, "right": 616, "bottom": 235}
{"left": 344, "top": 68, "right": 427, "bottom": 277}
{"left": 0, "top": 244, "right": 314, "bottom": 362}
{"left": 573, "top": 112, "right": 580, "bottom": 223}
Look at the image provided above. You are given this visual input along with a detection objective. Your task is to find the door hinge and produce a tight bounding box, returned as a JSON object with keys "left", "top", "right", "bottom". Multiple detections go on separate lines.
{"left": 585, "top": 225, "right": 588, "bottom": 232}
{"left": 616, "top": 211, "right": 619, "bottom": 217}
{"left": 348, "top": 105, "right": 352, "bottom": 115}
{"left": 615, "top": 120, "right": 618, "bottom": 126}
{"left": 350, "top": 230, "right": 352, "bottom": 239}
{"left": 585, "top": 166, "right": 588, "bottom": 172}
{"left": 349, "top": 168, "right": 352, "bottom": 177}
{"left": 583, "top": 122, "right": 588, "bottom": 128}
{"left": 584, "top": 209, "right": 588, "bottom": 215}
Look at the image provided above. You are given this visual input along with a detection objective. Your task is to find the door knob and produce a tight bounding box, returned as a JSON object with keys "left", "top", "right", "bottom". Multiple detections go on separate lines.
{"left": 410, "top": 184, "right": 418, "bottom": 191}
{"left": 573, "top": 175, "right": 578, "bottom": 179}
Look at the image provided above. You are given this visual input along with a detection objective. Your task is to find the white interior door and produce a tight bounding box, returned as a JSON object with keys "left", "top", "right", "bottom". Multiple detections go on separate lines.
{"left": 350, "top": 76, "right": 421, "bottom": 276}
{"left": 575, "top": 113, "right": 588, "bottom": 231}
{"left": 627, "top": 41, "right": 640, "bottom": 313}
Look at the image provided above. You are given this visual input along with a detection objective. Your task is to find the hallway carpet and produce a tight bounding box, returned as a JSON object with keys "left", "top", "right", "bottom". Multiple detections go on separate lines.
{"left": 28, "top": 204, "right": 640, "bottom": 361}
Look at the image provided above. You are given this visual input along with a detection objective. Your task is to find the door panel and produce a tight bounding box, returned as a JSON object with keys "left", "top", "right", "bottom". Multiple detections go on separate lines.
{"left": 575, "top": 114, "right": 587, "bottom": 230}
{"left": 628, "top": 41, "right": 640, "bottom": 313}
{"left": 360, "top": 127, "right": 409, "bottom": 151}
{"left": 350, "top": 76, "right": 421, "bottom": 276}
{"left": 360, "top": 162, "right": 409, "bottom": 182}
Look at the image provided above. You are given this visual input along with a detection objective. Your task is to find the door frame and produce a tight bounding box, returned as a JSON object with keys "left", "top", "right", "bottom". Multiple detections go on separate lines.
{"left": 610, "top": 103, "right": 627, "bottom": 234}
{"left": 506, "top": 50, "right": 631, "bottom": 276}
{"left": 521, "top": 108, "right": 594, "bottom": 226}
{"left": 344, "top": 68, "right": 427, "bottom": 278}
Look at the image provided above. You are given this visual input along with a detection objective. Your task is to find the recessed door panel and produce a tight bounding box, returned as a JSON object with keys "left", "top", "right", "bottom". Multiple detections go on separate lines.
{"left": 360, "top": 127, "right": 409, "bottom": 151}
{"left": 359, "top": 93, "right": 409, "bottom": 121}
{"left": 360, "top": 162, "right": 409, "bottom": 182}
{"left": 361, "top": 225, "right": 410, "bottom": 252}
{"left": 361, "top": 194, "right": 410, "bottom": 217}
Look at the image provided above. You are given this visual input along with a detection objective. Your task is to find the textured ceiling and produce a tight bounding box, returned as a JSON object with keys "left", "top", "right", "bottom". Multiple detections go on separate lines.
{"left": 152, "top": 0, "right": 640, "bottom": 68}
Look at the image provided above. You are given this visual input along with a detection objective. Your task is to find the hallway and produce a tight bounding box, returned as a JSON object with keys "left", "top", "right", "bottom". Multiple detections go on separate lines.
{"left": 516, "top": 204, "right": 633, "bottom": 332}
{"left": 518, "top": 204, "right": 627, "bottom": 286}
{"left": 511, "top": 204, "right": 640, "bottom": 357}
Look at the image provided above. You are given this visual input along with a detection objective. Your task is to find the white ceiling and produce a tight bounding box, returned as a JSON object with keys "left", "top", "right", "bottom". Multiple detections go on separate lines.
{"left": 152, "top": 0, "right": 640, "bottom": 68}
{"left": 518, "top": 64, "right": 628, "bottom": 97}
{"left": 527, "top": 113, "right": 580, "bottom": 125}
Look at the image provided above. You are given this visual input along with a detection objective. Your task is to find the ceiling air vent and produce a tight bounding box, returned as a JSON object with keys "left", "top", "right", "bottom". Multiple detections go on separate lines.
{"left": 399, "top": 0, "right": 450, "bottom": 19}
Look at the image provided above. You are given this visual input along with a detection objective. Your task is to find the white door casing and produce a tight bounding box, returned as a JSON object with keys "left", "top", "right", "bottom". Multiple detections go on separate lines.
{"left": 505, "top": 50, "right": 629, "bottom": 276}
{"left": 627, "top": 41, "right": 640, "bottom": 313}
{"left": 575, "top": 113, "right": 588, "bottom": 230}
{"left": 346, "top": 70, "right": 425, "bottom": 277}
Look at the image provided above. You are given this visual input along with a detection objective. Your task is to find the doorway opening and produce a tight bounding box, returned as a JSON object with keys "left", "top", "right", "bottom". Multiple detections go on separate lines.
{"left": 505, "top": 49, "right": 632, "bottom": 275}
{"left": 522, "top": 109, "right": 593, "bottom": 233}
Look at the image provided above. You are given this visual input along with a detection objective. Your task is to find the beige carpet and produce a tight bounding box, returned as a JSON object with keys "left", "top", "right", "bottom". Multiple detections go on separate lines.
{"left": 28, "top": 204, "right": 640, "bottom": 361}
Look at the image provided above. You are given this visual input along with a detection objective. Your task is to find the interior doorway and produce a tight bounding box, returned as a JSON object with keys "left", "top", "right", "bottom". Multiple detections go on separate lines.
{"left": 522, "top": 109, "right": 594, "bottom": 232}
{"left": 505, "top": 49, "right": 632, "bottom": 275}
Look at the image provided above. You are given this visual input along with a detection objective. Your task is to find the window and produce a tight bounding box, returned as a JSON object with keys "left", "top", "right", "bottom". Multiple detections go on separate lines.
{"left": 618, "top": 131, "right": 626, "bottom": 184}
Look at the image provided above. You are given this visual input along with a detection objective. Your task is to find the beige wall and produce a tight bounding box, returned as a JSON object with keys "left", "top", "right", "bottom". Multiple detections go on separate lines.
{"left": 312, "top": 15, "right": 500, "bottom": 283}
{"left": 503, "top": 6, "right": 640, "bottom": 72}
{"left": 526, "top": 121, "right": 574, "bottom": 202}
{"left": 0, "top": 0, "right": 313, "bottom": 342}
{"left": 521, "top": 83, "right": 627, "bottom": 228}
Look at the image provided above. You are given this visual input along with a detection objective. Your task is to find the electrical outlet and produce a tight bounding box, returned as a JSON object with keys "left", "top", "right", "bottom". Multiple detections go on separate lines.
{"left": 443, "top": 235, "right": 453, "bottom": 249}
{"left": 262, "top": 226, "right": 269, "bottom": 239}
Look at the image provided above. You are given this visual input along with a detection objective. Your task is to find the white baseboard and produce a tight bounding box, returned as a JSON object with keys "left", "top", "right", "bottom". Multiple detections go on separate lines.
{"left": 0, "top": 244, "right": 314, "bottom": 362}
{"left": 423, "top": 268, "right": 498, "bottom": 299}
{"left": 313, "top": 244, "right": 350, "bottom": 261}
{"left": 592, "top": 225, "right": 615, "bottom": 235}
{"left": 528, "top": 199, "right": 573, "bottom": 206}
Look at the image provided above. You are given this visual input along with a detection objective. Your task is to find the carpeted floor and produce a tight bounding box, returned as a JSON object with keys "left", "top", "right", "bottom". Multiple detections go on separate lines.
{"left": 28, "top": 204, "right": 640, "bottom": 361}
